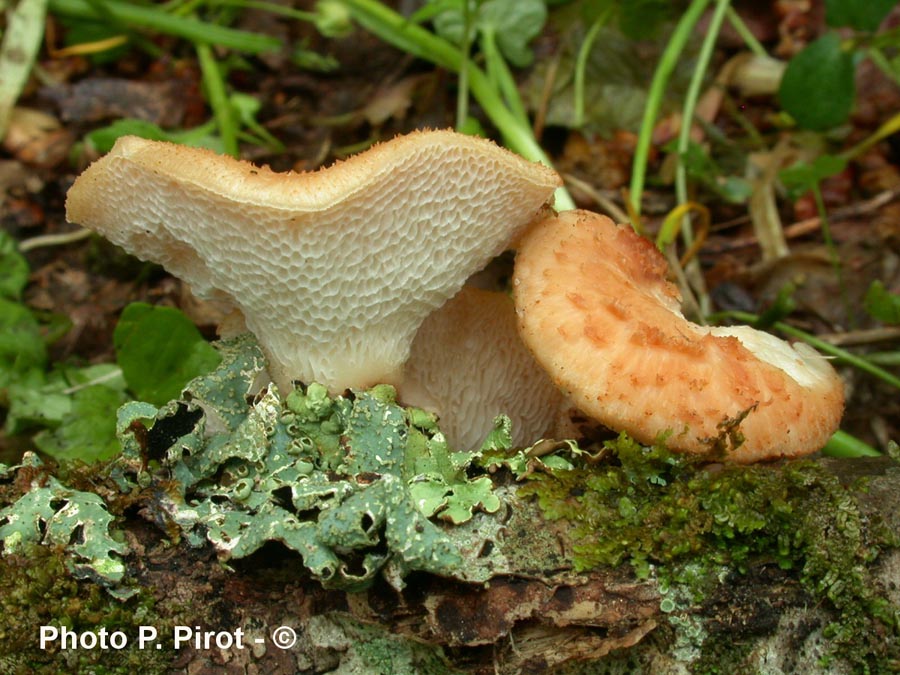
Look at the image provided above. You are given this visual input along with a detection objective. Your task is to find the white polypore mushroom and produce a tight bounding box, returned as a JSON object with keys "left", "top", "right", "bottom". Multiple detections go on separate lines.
{"left": 513, "top": 209, "right": 845, "bottom": 463}
{"left": 66, "top": 131, "right": 560, "bottom": 393}
{"left": 400, "top": 286, "right": 563, "bottom": 450}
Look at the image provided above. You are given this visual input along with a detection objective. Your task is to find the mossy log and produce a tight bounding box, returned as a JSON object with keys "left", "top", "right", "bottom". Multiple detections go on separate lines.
{"left": 2, "top": 456, "right": 898, "bottom": 675}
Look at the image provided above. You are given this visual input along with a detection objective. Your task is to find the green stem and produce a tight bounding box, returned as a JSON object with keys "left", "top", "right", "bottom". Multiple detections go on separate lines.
{"left": 48, "top": 0, "right": 281, "bottom": 53}
{"left": 724, "top": 6, "right": 766, "bottom": 57}
{"left": 864, "top": 23, "right": 900, "bottom": 54}
{"left": 711, "top": 310, "right": 900, "bottom": 390}
{"left": 811, "top": 185, "right": 840, "bottom": 277}
{"left": 866, "top": 351, "right": 900, "bottom": 366}
{"left": 75, "top": 0, "right": 163, "bottom": 55}
{"left": 469, "top": 73, "right": 576, "bottom": 209}
{"left": 481, "top": 27, "right": 530, "bottom": 130}
{"left": 342, "top": 0, "right": 457, "bottom": 68}
{"left": 208, "top": 0, "right": 317, "bottom": 23}
{"left": 573, "top": 14, "right": 606, "bottom": 128}
{"left": 169, "top": 0, "right": 205, "bottom": 16}
{"left": 456, "top": 0, "right": 471, "bottom": 130}
{"left": 822, "top": 430, "right": 881, "bottom": 458}
{"left": 341, "top": 0, "right": 576, "bottom": 210}
{"left": 196, "top": 44, "right": 238, "bottom": 157}
{"left": 671, "top": 0, "right": 729, "bottom": 316}
{"left": 628, "top": 0, "right": 711, "bottom": 224}
{"left": 810, "top": 183, "right": 855, "bottom": 327}
{"left": 675, "top": 0, "right": 730, "bottom": 212}
{"left": 841, "top": 109, "right": 900, "bottom": 161}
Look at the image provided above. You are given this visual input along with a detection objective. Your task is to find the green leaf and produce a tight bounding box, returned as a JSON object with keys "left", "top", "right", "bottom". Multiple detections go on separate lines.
{"left": 575, "top": 0, "right": 672, "bottom": 40}
{"left": 34, "top": 384, "right": 127, "bottom": 462}
{"left": 678, "top": 141, "right": 753, "bottom": 204}
{"left": 864, "top": 280, "right": 900, "bottom": 324}
{"left": 0, "top": 231, "right": 29, "bottom": 301}
{"left": 825, "top": 0, "right": 895, "bottom": 31}
{"left": 778, "top": 154, "right": 848, "bottom": 197}
{"left": 5, "top": 384, "right": 71, "bottom": 434}
{"left": 231, "top": 93, "right": 285, "bottom": 152}
{"left": 432, "top": 0, "right": 547, "bottom": 67}
{"left": 6, "top": 364, "right": 127, "bottom": 461}
{"left": 113, "top": 302, "right": 222, "bottom": 406}
{"left": 616, "top": 0, "right": 673, "bottom": 40}
{"left": 754, "top": 283, "right": 797, "bottom": 329}
{"left": 431, "top": 0, "right": 475, "bottom": 46}
{"left": 778, "top": 33, "right": 855, "bottom": 130}
{"left": 0, "top": 0, "right": 49, "bottom": 137}
{"left": 83, "top": 118, "right": 222, "bottom": 154}
{"left": 314, "top": 0, "right": 353, "bottom": 38}
{"left": 480, "top": 0, "right": 547, "bottom": 67}
{"left": 0, "top": 298, "right": 46, "bottom": 391}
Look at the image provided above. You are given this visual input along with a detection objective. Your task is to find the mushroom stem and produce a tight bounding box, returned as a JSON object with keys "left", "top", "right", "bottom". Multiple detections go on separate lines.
{"left": 400, "top": 287, "right": 563, "bottom": 450}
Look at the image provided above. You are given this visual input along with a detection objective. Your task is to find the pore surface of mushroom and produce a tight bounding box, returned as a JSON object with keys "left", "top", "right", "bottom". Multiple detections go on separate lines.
{"left": 400, "top": 286, "right": 563, "bottom": 450}
{"left": 66, "top": 131, "right": 560, "bottom": 393}
{"left": 513, "top": 210, "right": 844, "bottom": 463}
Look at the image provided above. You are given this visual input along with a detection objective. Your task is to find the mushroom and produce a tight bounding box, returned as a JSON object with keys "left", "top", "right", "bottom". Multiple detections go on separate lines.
{"left": 66, "top": 131, "right": 560, "bottom": 393}
{"left": 400, "top": 286, "right": 563, "bottom": 450}
{"left": 513, "top": 210, "right": 844, "bottom": 463}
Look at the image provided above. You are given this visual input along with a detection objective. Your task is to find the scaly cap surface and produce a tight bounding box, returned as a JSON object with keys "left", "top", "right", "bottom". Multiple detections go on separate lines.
{"left": 513, "top": 210, "right": 844, "bottom": 462}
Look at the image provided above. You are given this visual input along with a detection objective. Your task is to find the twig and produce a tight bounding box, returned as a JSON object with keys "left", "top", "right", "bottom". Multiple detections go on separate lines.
{"left": 817, "top": 326, "right": 900, "bottom": 347}
{"left": 561, "top": 173, "right": 629, "bottom": 223}
{"left": 708, "top": 186, "right": 900, "bottom": 253}
{"left": 18, "top": 228, "right": 92, "bottom": 252}
{"left": 61, "top": 367, "right": 124, "bottom": 395}
{"left": 532, "top": 50, "right": 560, "bottom": 141}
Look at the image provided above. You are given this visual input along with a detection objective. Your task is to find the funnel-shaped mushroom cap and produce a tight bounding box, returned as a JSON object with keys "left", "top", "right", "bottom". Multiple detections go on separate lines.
{"left": 401, "top": 286, "right": 563, "bottom": 450}
{"left": 66, "top": 131, "right": 560, "bottom": 393}
{"left": 513, "top": 210, "right": 844, "bottom": 463}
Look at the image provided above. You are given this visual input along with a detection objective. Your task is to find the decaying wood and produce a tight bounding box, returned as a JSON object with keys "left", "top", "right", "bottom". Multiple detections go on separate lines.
{"left": 8, "top": 457, "right": 900, "bottom": 674}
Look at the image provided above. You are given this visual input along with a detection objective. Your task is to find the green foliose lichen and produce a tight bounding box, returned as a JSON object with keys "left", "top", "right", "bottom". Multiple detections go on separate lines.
{"left": 517, "top": 432, "right": 900, "bottom": 672}
{"left": 0, "top": 453, "right": 130, "bottom": 594}
{"left": 111, "top": 334, "right": 507, "bottom": 590}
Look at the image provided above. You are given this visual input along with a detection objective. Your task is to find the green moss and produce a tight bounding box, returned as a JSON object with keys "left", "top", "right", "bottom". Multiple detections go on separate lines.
{"left": 0, "top": 544, "right": 168, "bottom": 674}
{"left": 518, "top": 433, "right": 900, "bottom": 672}
{"left": 310, "top": 613, "right": 462, "bottom": 675}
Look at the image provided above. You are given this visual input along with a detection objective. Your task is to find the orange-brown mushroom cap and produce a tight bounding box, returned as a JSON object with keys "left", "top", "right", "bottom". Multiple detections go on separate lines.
{"left": 66, "top": 131, "right": 560, "bottom": 394}
{"left": 513, "top": 210, "right": 845, "bottom": 463}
